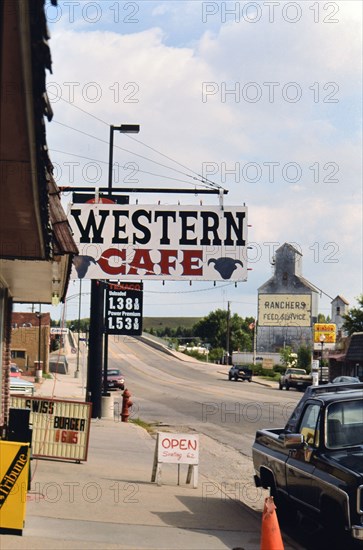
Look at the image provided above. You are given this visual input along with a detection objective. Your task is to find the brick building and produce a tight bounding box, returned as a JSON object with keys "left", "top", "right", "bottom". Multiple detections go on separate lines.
{"left": 11, "top": 312, "right": 51, "bottom": 373}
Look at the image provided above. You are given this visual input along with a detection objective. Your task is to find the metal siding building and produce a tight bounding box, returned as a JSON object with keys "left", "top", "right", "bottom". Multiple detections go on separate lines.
{"left": 257, "top": 243, "right": 319, "bottom": 352}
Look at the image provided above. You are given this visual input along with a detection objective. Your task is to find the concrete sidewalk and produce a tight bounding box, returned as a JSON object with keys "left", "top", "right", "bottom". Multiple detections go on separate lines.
{"left": 1, "top": 354, "right": 300, "bottom": 549}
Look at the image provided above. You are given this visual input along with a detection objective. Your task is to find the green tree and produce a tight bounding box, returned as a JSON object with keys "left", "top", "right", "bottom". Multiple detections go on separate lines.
{"left": 208, "top": 347, "right": 225, "bottom": 363}
{"left": 193, "top": 309, "right": 253, "bottom": 352}
{"left": 317, "top": 313, "right": 331, "bottom": 323}
{"left": 280, "top": 346, "right": 297, "bottom": 369}
{"left": 343, "top": 295, "right": 363, "bottom": 335}
{"left": 193, "top": 309, "right": 228, "bottom": 349}
{"left": 67, "top": 318, "right": 90, "bottom": 332}
{"left": 297, "top": 345, "right": 312, "bottom": 372}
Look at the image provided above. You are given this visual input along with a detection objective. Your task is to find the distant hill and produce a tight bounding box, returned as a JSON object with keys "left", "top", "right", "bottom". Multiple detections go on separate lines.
{"left": 143, "top": 317, "right": 201, "bottom": 331}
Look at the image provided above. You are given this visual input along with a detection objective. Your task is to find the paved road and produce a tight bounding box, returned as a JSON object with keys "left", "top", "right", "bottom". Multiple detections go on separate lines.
{"left": 103, "top": 337, "right": 357, "bottom": 549}
{"left": 107, "top": 336, "right": 301, "bottom": 457}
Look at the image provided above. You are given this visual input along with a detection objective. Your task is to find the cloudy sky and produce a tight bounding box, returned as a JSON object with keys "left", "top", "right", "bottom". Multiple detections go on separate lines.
{"left": 41, "top": 0, "right": 362, "bottom": 322}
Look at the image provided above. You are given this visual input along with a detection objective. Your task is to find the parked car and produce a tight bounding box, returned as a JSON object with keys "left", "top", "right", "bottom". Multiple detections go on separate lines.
{"left": 105, "top": 369, "right": 125, "bottom": 390}
{"left": 9, "top": 377, "right": 35, "bottom": 396}
{"left": 332, "top": 376, "right": 360, "bottom": 384}
{"left": 10, "top": 364, "right": 22, "bottom": 378}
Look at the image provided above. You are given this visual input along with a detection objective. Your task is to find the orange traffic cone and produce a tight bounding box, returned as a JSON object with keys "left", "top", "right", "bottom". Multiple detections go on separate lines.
{"left": 260, "top": 496, "right": 284, "bottom": 550}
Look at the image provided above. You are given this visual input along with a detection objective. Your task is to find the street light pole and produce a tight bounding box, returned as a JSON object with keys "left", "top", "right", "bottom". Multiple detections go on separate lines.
{"left": 103, "top": 124, "right": 140, "bottom": 395}
{"left": 319, "top": 333, "right": 326, "bottom": 383}
{"left": 35, "top": 308, "right": 42, "bottom": 378}
{"left": 108, "top": 124, "right": 140, "bottom": 196}
{"left": 74, "top": 278, "right": 82, "bottom": 378}
{"left": 37, "top": 311, "right": 41, "bottom": 366}
{"left": 226, "top": 301, "right": 230, "bottom": 365}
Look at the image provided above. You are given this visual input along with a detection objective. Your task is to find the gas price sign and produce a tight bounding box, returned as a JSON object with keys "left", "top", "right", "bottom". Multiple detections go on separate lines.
{"left": 105, "top": 282, "right": 143, "bottom": 335}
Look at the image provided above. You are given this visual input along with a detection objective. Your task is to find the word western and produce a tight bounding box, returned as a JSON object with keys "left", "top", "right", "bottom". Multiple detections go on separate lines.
{"left": 71, "top": 208, "right": 246, "bottom": 247}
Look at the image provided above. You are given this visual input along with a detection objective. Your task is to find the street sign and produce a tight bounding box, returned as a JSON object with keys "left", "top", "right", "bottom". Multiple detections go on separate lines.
{"left": 105, "top": 282, "right": 143, "bottom": 335}
{"left": 313, "top": 323, "right": 336, "bottom": 343}
{"left": 50, "top": 327, "right": 69, "bottom": 335}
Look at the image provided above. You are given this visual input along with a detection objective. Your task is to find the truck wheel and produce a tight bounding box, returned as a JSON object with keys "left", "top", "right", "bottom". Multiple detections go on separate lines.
{"left": 234, "top": 375, "right": 238, "bottom": 381}
{"left": 321, "top": 499, "right": 345, "bottom": 543}
{"left": 279, "top": 382, "right": 283, "bottom": 390}
{"left": 285, "top": 383, "right": 290, "bottom": 391}
{"left": 270, "top": 483, "right": 295, "bottom": 525}
{"left": 228, "top": 375, "right": 232, "bottom": 380}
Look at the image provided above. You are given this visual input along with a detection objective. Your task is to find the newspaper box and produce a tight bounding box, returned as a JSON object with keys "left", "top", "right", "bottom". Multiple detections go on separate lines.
{"left": 0, "top": 441, "right": 30, "bottom": 535}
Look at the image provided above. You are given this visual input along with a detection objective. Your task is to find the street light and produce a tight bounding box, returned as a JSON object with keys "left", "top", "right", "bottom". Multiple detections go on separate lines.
{"left": 99, "top": 123, "right": 140, "bottom": 398}
{"left": 35, "top": 309, "right": 43, "bottom": 376}
{"left": 319, "top": 333, "right": 326, "bottom": 383}
{"left": 74, "top": 279, "right": 82, "bottom": 379}
{"left": 108, "top": 124, "right": 140, "bottom": 195}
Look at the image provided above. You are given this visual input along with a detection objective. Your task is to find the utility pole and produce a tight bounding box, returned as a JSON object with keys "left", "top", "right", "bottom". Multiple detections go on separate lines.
{"left": 75, "top": 278, "right": 82, "bottom": 378}
{"left": 226, "top": 301, "right": 231, "bottom": 365}
{"left": 87, "top": 280, "right": 104, "bottom": 418}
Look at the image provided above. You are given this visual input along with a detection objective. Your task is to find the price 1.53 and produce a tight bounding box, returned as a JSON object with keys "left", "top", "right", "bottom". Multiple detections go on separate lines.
{"left": 108, "top": 317, "right": 140, "bottom": 331}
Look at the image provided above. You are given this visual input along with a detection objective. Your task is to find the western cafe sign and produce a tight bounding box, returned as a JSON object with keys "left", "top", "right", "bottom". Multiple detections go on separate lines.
{"left": 69, "top": 204, "right": 248, "bottom": 281}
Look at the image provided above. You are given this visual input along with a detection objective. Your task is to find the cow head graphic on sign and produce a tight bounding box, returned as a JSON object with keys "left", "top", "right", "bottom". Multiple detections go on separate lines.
{"left": 208, "top": 257, "right": 244, "bottom": 279}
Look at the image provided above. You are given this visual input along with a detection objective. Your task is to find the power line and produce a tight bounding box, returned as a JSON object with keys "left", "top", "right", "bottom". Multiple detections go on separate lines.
{"left": 52, "top": 120, "right": 221, "bottom": 190}
{"left": 50, "top": 148, "right": 216, "bottom": 189}
{"left": 124, "top": 133, "right": 222, "bottom": 190}
{"left": 48, "top": 96, "right": 224, "bottom": 191}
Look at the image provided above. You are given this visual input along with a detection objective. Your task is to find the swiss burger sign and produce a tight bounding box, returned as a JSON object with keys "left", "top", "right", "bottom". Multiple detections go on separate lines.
{"left": 69, "top": 204, "right": 248, "bottom": 281}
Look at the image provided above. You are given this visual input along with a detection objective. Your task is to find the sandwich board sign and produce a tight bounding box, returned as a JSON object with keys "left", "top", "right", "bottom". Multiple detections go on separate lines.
{"left": 151, "top": 432, "right": 199, "bottom": 488}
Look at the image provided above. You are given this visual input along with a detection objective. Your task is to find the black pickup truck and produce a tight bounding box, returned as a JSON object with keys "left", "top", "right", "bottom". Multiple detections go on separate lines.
{"left": 252, "top": 383, "right": 363, "bottom": 544}
{"left": 228, "top": 365, "right": 252, "bottom": 382}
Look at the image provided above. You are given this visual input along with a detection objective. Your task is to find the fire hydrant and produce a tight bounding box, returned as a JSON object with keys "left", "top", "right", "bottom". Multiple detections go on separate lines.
{"left": 121, "top": 388, "right": 132, "bottom": 422}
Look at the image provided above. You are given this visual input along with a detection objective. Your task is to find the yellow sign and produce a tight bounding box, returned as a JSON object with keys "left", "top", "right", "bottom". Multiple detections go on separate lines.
{"left": 10, "top": 397, "right": 92, "bottom": 461}
{"left": 258, "top": 294, "right": 312, "bottom": 327}
{"left": 314, "top": 323, "right": 336, "bottom": 343}
{"left": 0, "top": 441, "right": 30, "bottom": 534}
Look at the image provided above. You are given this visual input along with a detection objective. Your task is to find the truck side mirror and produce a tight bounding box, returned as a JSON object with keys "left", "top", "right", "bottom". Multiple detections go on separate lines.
{"left": 281, "top": 433, "right": 305, "bottom": 449}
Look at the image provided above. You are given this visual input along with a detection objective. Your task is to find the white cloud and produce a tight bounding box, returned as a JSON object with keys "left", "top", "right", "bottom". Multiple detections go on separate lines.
{"left": 45, "top": 1, "right": 362, "bottom": 319}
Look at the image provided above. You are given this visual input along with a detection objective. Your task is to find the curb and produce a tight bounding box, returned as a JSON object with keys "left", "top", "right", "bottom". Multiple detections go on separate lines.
{"left": 218, "top": 371, "right": 277, "bottom": 388}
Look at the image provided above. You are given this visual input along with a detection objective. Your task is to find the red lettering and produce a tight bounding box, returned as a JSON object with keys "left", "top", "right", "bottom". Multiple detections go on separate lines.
{"left": 97, "top": 248, "right": 126, "bottom": 275}
{"left": 128, "top": 249, "right": 155, "bottom": 275}
{"left": 181, "top": 250, "right": 203, "bottom": 276}
{"left": 159, "top": 249, "right": 178, "bottom": 275}
{"left": 97, "top": 248, "right": 204, "bottom": 277}
{"left": 108, "top": 282, "right": 141, "bottom": 291}
{"left": 188, "top": 440, "right": 197, "bottom": 451}
{"left": 161, "top": 438, "right": 171, "bottom": 449}
{"left": 179, "top": 439, "right": 187, "bottom": 450}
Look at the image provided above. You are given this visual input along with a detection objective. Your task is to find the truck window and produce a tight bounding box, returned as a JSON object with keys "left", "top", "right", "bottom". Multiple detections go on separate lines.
{"left": 298, "top": 404, "right": 321, "bottom": 446}
{"left": 326, "top": 399, "right": 363, "bottom": 448}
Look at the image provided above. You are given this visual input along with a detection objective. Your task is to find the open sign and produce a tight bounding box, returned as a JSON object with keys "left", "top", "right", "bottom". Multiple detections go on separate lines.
{"left": 158, "top": 433, "right": 199, "bottom": 464}
{"left": 152, "top": 432, "right": 199, "bottom": 488}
